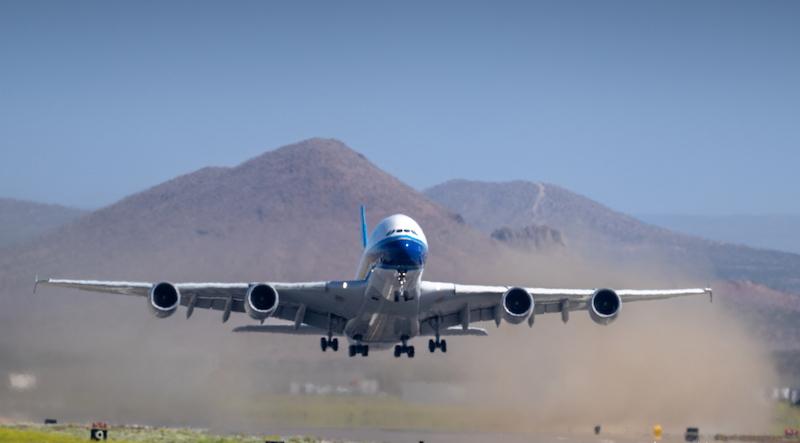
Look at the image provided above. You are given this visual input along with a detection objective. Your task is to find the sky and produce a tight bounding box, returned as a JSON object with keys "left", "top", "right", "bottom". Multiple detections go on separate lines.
{"left": 1, "top": 1, "right": 798, "bottom": 214}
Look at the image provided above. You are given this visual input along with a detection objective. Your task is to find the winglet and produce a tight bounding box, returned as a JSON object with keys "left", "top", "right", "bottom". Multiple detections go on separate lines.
{"left": 33, "top": 274, "right": 44, "bottom": 294}
{"left": 707, "top": 287, "right": 713, "bottom": 303}
{"left": 360, "top": 205, "right": 368, "bottom": 248}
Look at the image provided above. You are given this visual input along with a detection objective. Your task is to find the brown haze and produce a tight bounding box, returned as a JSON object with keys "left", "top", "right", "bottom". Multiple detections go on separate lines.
{"left": 0, "top": 139, "right": 777, "bottom": 435}
{"left": 389, "top": 247, "right": 776, "bottom": 434}
{"left": 0, "top": 198, "right": 86, "bottom": 248}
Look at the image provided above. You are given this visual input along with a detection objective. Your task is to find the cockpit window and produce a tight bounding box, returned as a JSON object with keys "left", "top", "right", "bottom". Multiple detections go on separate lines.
{"left": 386, "top": 228, "right": 418, "bottom": 236}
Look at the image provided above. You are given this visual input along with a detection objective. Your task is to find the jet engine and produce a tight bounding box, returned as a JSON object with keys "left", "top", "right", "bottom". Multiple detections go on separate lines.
{"left": 149, "top": 282, "right": 180, "bottom": 318}
{"left": 245, "top": 283, "right": 279, "bottom": 321}
{"left": 589, "top": 288, "right": 621, "bottom": 325}
{"left": 502, "top": 287, "right": 534, "bottom": 324}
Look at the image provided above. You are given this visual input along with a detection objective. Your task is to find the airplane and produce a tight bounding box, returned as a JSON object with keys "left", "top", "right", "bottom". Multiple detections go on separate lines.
{"left": 35, "top": 207, "right": 712, "bottom": 358}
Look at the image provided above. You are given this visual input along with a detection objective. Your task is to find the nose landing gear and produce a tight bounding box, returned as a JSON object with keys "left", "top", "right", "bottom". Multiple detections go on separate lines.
{"left": 321, "top": 315, "right": 341, "bottom": 353}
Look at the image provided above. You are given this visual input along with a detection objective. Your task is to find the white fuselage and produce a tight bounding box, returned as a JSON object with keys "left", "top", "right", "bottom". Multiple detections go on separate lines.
{"left": 345, "top": 214, "right": 428, "bottom": 347}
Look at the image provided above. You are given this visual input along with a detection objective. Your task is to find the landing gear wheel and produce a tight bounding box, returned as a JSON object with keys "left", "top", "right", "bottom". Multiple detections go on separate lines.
{"left": 320, "top": 337, "right": 328, "bottom": 352}
{"left": 428, "top": 339, "right": 436, "bottom": 353}
{"left": 330, "top": 338, "right": 339, "bottom": 352}
{"left": 348, "top": 345, "right": 356, "bottom": 357}
{"left": 362, "top": 345, "right": 369, "bottom": 357}
{"left": 394, "top": 345, "right": 402, "bottom": 358}
{"left": 407, "top": 346, "right": 415, "bottom": 358}
{"left": 440, "top": 339, "right": 447, "bottom": 353}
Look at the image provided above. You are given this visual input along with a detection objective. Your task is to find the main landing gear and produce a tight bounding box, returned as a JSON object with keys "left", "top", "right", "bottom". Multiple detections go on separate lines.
{"left": 320, "top": 336, "right": 339, "bottom": 352}
{"left": 348, "top": 344, "right": 369, "bottom": 357}
{"left": 428, "top": 337, "right": 447, "bottom": 353}
{"left": 428, "top": 318, "right": 447, "bottom": 353}
{"left": 394, "top": 336, "right": 415, "bottom": 358}
{"left": 321, "top": 315, "right": 340, "bottom": 353}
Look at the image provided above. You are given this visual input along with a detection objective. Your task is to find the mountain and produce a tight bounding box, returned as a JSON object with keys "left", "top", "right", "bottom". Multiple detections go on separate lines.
{"left": 0, "top": 198, "right": 86, "bottom": 248}
{"left": 639, "top": 214, "right": 800, "bottom": 255}
{"left": 425, "top": 180, "right": 800, "bottom": 295}
{"left": 2, "top": 140, "right": 499, "bottom": 287}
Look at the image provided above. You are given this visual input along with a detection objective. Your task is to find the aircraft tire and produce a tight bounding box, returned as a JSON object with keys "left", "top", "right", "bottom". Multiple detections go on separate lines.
{"left": 362, "top": 345, "right": 369, "bottom": 357}
{"left": 440, "top": 339, "right": 447, "bottom": 353}
{"left": 407, "top": 346, "right": 415, "bottom": 358}
{"left": 394, "top": 345, "right": 402, "bottom": 358}
{"left": 331, "top": 338, "right": 339, "bottom": 351}
{"left": 428, "top": 339, "right": 436, "bottom": 353}
{"left": 320, "top": 337, "right": 328, "bottom": 352}
{"left": 348, "top": 345, "right": 356, "bottom": 357}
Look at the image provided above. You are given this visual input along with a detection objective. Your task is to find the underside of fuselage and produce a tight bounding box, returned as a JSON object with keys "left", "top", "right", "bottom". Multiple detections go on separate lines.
{"left": 343, "top": 216, "right": 431, "bottom": 355}
{"left": 345, "top": 266, "right": 423, "bottom": 347}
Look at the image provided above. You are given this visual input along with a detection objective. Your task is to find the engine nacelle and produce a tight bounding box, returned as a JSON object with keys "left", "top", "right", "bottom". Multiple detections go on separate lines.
{"left": 589, "top": 288, "right": 622, "bottom": 325}
{"left": 149, "top": 282, "right": 180, "bottom": 318}
{"left": 245, "top": 283, "right": 279, "bottom": 321}
{"left": 502, "top": 287, "right": 534, "bottom": 324}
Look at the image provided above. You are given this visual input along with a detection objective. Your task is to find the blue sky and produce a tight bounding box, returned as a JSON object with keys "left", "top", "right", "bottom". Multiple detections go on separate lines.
{"left": 1, "top": 1, "right": 798, "bottom": 214}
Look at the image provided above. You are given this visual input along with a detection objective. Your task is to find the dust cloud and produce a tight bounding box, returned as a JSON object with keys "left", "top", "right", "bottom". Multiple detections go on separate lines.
{"left": 431, "top": 298, "right": 775, "bottom": 434}
{"left": 417, "top": 248, "right": 778, "bottom": 434}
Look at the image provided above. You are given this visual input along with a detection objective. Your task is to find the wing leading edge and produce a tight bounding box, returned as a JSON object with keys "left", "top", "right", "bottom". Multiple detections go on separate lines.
{"left": 418, "top": 281, "right": 711, "bottom": 335}
{"left": 34, "top": 277, "right": 365, "bottom": 334}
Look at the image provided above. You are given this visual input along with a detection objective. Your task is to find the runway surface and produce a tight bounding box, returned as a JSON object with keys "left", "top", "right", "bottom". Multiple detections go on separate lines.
{"left": 260, "top": 427, "right": 688, "bottom": 443}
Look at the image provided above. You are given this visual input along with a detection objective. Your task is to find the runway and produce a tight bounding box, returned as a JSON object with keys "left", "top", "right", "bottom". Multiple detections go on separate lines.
{"left": 251, "top": 427, "right": 689, "bottom": 443}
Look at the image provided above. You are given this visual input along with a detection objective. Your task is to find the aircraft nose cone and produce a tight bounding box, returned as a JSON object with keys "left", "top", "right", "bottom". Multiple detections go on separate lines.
{"left": 380, "top": 238, "right": 427, "bottom": 268}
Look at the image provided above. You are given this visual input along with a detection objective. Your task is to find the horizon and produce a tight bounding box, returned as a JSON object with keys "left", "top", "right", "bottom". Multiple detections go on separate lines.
{"left": 1, "top": 1, "right": 798, "bottom": 215}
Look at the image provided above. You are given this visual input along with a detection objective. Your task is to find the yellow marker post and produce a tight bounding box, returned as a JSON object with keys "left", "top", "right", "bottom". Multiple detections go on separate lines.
{"left": 652, "top": 424, "right": 663, "bottom": 441}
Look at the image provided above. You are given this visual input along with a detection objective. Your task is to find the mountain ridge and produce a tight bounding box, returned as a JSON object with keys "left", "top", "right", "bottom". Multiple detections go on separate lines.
{"left": 0, "top": 138, "right": 523, "bottom": 320}
{"left": 425, "top": 179, "right": 800, "bottom": 294}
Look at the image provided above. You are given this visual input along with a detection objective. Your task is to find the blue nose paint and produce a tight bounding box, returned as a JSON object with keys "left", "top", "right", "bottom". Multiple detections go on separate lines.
{"left": 376, "top": 236, "right": 427, "bottom": 269}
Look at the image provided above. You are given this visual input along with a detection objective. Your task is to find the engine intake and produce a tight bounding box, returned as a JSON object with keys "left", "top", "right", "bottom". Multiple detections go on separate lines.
{"left": 245, "top": 284, "right": 279, "bottom": 321}
{"left": 149, "top": 282, "right": 180, "bottom": 318}
{"left": 589, "top": 288, "right": 621, "bottom": 325}
{"left": 502, "top": 287, "right": 534, "bottom": 324}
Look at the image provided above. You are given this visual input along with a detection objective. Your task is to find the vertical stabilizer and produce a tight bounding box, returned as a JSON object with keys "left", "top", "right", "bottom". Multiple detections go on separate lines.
{"left": 360, "top": 205, "right": 368, "bottom": 248}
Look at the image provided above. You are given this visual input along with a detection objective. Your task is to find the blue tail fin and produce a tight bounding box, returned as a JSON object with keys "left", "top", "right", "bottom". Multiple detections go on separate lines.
{"left": 360, "top": 206, "right": 368, "bottom": 248}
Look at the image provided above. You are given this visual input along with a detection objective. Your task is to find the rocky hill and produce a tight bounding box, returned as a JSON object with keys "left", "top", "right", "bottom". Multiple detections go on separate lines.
{"left": 425, "top": 180, "right": 800, "bottom": 294}
{"left": 1, "top": 140, "right": 497, "bottom": 288}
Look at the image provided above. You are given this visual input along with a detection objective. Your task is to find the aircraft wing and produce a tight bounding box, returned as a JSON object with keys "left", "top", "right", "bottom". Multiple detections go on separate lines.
{"left": 417, "top": 281, "right": 711, "bottom": 334}
{"left": 35, "top": 277, "right": 365, "bottom": 334}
